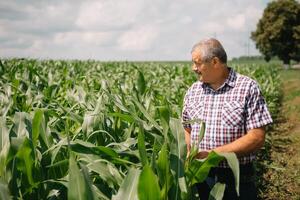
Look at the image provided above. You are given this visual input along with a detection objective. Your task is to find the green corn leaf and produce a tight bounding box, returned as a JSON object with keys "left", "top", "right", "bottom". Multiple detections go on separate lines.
{"left": 15, "top": 137, "right": 35, "bottom": 186}
{"left": 94, "top": 146, "right": 120, "bottom": 158}
{"left": 209, "top": 182, "right": 226, "bottom": 200}
{"left": 157, "top": 142, "right": 172, "bottom": 199}
{"left": 138, "top": 124, "right": 148, "bottom": 166}
{"left": 150, "top": 137, "right": 162, "bottom": 173}
{"left": 137, "top": 70, "right": 146, "bottom": 95}
{"left": 68, "top": 153, "right": 85, "bottom": 200}
{"left": 158, "top": 106, "right": 170, "bottom": 125}
{"left": 0, "top": 181, "right": 11, "bottom": 200}
{"left": 198, "top": 121, "right": 206, "bottom": 143}
{"left": 158, "top": 106, "right": 170, "bottom": 137}
{"left": 68, "top": 153, "right": 95, "bottom": 200}
{"left": 47, "top": 159, "right": 68, "bottom": 168}
{"left": 132, "top": 98, "right": 162, "bottom": 132}
{"left": 46, "top": 137, "right": 68, "bottom": 165}
{"left": 216, "top": 152, "right": 240, "bottom": 196}
{"left": 138, "top": 165, "right": 160, "bottom": 200}
{"left": 170, "top": 153, "right": 185, "bottom": 199}
{"left": 186, "top": 151, "right": 224, "bottom": 185}
{"left": 80, "top": 154, "right": 123, "bottom": 187}
{"left": 34, "top": 110, "right": 54, "bottom": 152}
{"left": 32, "top": 109, "right": 43, "bottom": 149}
{"left": 169, "top": 118, "right": 187, "bottom": 198}
{"left": 59, "top": 106, "right": 83, "bottom": 124}
{"left": 157, "top": 142, "right": 168, "bottom": 184}
{"left": 79, "top": 163, "right": 97, "bottom": 200}
{"left": 0, "top": 117, "right": 9, "bottom": 150}
{"left": 70, "top": 140, "right": 119, "bottom": 158}
{"left": 112, "top": 168, "right": 141, "bottom": 200}
{"left": 13, "top": 112, "right": 30, "bottom": 137}
{"left": 0, "top": 117, "right": 9, "bottom": 177}
{"left": 169, "top": 118, "right": 186, "bottom": 159}
{"left": 108, "top": 112, "right": 134, "bottom": 123}
{"left": 105, "top": 92, "right": 130, "bottom": 113}
{"left": 92, "top": 185, "right": 110, "bottom": 200}
{"left": 82, "top": 113, "right": 96, "bottom": 136}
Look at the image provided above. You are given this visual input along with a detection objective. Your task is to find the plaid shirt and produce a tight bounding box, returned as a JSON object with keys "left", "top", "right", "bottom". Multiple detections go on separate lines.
{"left": 182, "top": 67, "right": 273, "bottom": 167}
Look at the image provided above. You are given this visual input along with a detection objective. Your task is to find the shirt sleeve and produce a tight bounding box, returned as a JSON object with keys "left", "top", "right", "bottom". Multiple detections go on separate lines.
{"left": 245, "top": 81, "right": 273, "bottom": 131}
{"left": 182, "top": 89, "right": 192, "bottom": 129}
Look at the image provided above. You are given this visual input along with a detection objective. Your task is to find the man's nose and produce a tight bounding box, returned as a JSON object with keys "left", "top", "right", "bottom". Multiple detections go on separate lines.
{"left": 192, "top": 64, "right": 199, "bottom": 72}
{"left": 192, "top": 64, "right": 197, "bottom": 71}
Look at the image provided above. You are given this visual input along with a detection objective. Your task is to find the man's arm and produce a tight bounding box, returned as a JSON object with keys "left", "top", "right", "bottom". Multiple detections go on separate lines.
{"left": 214, "top": 127, "right": 265, "bottom": 157}
{"left": 196, "top": 127, "right": 266, "bottom": 159}
{"left": 185, "top": 128, "right": 191, "bottom": 155}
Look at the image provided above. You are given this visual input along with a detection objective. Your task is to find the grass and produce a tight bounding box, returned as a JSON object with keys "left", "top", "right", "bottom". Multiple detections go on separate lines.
{"left": 259, "top": 68, "right": 300, "bottom": 200}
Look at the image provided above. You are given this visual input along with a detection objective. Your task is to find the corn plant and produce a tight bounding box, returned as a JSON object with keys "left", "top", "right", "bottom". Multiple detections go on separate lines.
{"left": 0, "top": 59, "right": 281, "bottom": 199}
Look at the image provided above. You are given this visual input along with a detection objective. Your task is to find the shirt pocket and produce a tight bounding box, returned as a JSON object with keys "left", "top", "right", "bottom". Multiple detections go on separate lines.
{"left": 222, "top": 101, "right": 244, "bottom": 127}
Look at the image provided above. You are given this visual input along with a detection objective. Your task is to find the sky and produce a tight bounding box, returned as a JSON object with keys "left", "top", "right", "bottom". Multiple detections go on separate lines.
{"left": 0, "top": 0, "right": 270, "bottom": 61}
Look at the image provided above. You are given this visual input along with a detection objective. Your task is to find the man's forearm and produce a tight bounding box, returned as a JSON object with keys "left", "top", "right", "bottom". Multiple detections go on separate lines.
{"left": 213, "top": 127, "right": 265, "bottom": 157}
{"left": 184, "top": 128, "right": 191, "bottom": 153}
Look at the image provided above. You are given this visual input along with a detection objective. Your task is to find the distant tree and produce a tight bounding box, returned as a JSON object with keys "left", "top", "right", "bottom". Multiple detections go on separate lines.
{"left": 251, "top": 0, "right": 300, "bottom": 66}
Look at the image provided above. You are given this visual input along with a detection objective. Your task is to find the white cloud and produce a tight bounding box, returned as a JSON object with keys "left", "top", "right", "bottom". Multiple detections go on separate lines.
{"left": 53, "top": 31, "right": 113, "bottom": 46}
{"left": 0, "top": 23, "right": 7, "bottom": 37}
{"left": 244, "top": 6, "right": 264, "bottom": 28}
{"left": 179, "top": 16, "right": 193, "bottom": 24}
{"left": 0, "top": 0, "right": 270, "bottom": 60}
{"left": 117, "top": 25, "right": 159, "bottom": 51}
{"left": 76, "top": 0, "right": 143, "bottom": 30}
{"left": 202, "top": 22, "right": 225, "bottom": 35}
{"left": 226, "top": 14, "right": 246, "bottom": 30}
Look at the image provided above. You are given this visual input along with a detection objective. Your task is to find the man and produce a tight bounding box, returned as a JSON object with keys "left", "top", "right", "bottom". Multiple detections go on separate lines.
{"left": 182, "top": 38, "right": 273, "bottom": 200}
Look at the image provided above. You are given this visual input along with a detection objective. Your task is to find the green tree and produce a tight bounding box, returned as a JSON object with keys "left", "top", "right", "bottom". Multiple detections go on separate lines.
{"left": 251, "top": 0, "right": 300, "bottom": 65}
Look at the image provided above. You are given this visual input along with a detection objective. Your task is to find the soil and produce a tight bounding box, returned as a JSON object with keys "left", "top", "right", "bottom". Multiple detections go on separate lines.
{"left": 258, "top": 69, "right": 300, "bottom": 200}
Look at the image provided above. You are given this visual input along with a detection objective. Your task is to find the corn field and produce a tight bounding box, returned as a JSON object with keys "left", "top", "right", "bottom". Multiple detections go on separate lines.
{"left": 0, "top": 59, "right": 281, "bottom": 200}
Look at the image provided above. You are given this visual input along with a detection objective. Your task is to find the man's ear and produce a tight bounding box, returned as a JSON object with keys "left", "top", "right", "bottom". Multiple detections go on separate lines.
{"left": 212, "top": 57, "right": 219, "bottom": 65}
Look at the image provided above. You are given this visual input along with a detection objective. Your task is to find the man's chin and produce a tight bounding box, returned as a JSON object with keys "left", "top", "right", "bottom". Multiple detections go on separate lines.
{"left": 199, "top": 77, "right": 209, "bottom": 84}
{"left": 198, "top": 75, "right": 204, "bottom": 81}
{"left": 196, "top": 74, "right": 206, "bottom": 82}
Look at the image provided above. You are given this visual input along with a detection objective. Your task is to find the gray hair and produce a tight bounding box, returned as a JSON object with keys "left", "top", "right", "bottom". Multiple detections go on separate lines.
{"left": 191, "top": 38, "right": 227, "bottom": 64}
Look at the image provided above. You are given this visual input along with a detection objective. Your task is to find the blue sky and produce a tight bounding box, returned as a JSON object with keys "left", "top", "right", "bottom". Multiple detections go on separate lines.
{"left": 0, "top": 0, "right": 270, "bottom": 61}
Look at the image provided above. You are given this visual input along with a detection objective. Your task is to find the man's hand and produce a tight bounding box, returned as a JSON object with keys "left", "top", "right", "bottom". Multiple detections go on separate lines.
{"left": 195, "top": 151, "right": 210, "bottom": 159}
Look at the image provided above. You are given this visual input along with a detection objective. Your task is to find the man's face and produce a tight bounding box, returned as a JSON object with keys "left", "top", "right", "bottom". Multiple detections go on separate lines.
{"left": 191, "top": 51, "right": 215, "bottom": 83}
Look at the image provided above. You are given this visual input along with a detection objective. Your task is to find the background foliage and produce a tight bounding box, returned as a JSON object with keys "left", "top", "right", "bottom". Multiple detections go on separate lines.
{"left": 251, "top": 0, "right": 300, "bottom": 64}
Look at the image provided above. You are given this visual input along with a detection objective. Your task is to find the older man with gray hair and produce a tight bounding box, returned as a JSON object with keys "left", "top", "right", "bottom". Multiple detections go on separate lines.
{"left": 182, "top": 38, "right": 273, "bottom": 199}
